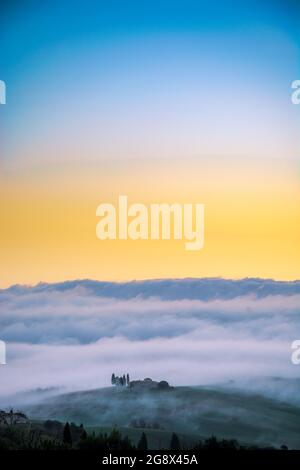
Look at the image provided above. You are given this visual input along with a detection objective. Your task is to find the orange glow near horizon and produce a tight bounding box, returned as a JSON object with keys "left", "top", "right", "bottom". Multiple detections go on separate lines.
{"left": 1, "top": 157, "right": 300, "bottom": 287}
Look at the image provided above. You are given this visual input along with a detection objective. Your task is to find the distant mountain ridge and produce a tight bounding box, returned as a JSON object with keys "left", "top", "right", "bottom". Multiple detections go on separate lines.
{"left": 3, "top": 277, "right": 300, "bottom": 300}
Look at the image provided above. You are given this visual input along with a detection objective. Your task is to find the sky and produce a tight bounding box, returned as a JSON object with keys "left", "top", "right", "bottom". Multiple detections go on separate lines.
{"left": 0, "top": 0, "right": 300, "bottom": 286}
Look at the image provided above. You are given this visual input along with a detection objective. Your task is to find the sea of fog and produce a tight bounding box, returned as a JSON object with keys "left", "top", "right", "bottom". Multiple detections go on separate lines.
{"left": 0, "top": 278, "right": 299, "bottom": 406}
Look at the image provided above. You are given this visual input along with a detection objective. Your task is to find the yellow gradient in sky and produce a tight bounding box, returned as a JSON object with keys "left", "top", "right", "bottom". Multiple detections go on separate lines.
{"left": 0, "top": 158, "right": 299, "bottom": 287}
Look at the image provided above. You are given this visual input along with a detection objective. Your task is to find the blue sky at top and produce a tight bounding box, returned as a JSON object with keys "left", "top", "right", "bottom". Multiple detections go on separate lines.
{"left": 0, "top": 0, "right": 299, "bottom": 168}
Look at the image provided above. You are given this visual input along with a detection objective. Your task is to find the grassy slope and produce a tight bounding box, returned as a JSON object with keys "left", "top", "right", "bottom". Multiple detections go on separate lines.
{"left": 23, "top": 386, "right": 300, "bottom": 449}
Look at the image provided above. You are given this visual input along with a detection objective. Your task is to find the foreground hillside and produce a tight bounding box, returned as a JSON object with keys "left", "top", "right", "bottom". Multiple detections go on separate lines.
{"left": 21, "top": 385, "right": 300, "bottom": 449}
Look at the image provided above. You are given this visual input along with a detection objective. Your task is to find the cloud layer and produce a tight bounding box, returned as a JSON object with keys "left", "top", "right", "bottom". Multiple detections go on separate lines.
{"left": 0, "top": 279, "right": 299, "bottom": 402}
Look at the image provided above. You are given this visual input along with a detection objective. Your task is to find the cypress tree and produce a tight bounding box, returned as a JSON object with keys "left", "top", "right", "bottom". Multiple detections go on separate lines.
{"left": 170, "top": 432, "right": 181, "bottom": 450}
{"left": 137, "top": 432, "right": 148, "bottom": 450}
{"left": 63, "top": 422, "right": 72, "bottom": 447}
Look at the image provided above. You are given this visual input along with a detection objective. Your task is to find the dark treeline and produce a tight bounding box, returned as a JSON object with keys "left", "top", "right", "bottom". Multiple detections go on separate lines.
{"left": 0, "top": 421, "right": 283, "bottom": 451}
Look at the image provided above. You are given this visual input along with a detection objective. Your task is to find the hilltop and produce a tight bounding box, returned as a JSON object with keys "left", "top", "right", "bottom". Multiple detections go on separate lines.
{"left": 18, "top": 384, "right": 300, "bottom": 449}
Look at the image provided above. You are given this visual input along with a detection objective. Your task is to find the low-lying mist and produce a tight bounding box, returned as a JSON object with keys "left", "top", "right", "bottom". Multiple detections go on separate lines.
{"left": 0, "top": 279, "right": 299, "bottom": 406}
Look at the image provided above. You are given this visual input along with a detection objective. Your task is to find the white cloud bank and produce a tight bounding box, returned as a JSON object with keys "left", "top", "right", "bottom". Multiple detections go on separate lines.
{"left": 0, "top": 280, "right": 299, "bottom": 401}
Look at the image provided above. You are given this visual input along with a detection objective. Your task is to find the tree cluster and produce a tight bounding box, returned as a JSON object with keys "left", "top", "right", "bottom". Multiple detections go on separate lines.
{"left": 111, "top": 373, "right": 130, "bottom": 387}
